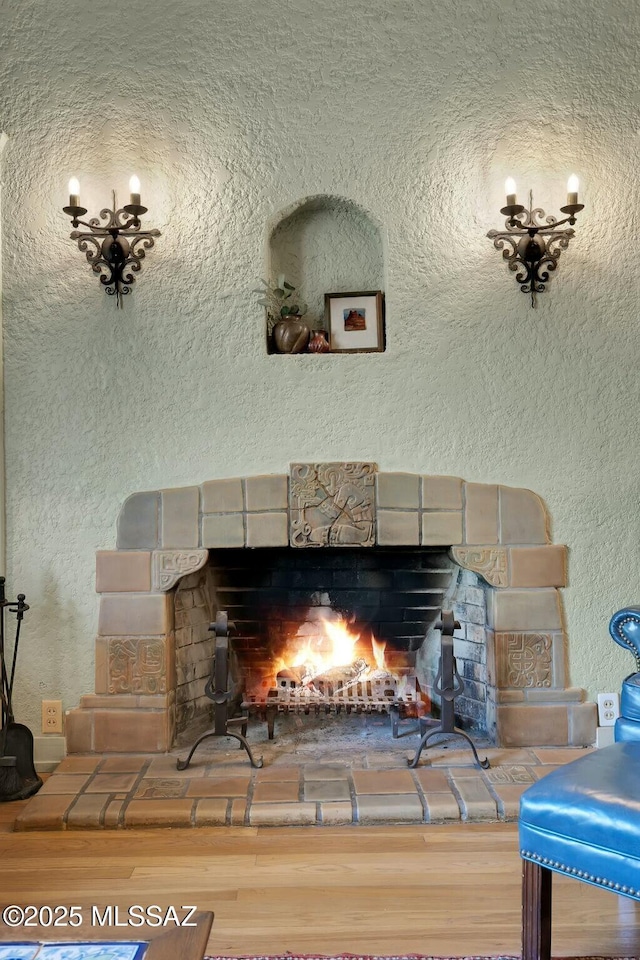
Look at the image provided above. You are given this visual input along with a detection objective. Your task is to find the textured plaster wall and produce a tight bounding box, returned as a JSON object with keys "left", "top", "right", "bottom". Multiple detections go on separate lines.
{"left": 0, "top": 0, "right": 639, "bottom": 736}
{"left": 0, "top": 131, "right": 6, "bottom": 576}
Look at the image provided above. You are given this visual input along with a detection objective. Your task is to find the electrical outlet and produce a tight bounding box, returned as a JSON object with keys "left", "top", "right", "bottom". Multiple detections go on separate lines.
{"left": 597, "top": 692, "right": 620, "bottom": 727}
{"left": 41, "top": 699, "right": 63, "bottom": 734}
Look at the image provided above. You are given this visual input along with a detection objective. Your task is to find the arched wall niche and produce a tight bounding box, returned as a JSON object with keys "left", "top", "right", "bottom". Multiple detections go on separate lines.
{"left": 65, "top": 464, "right": 597, "bottom": 756}
{"left": 266, "top": 194, "right": 386, "bottom": 330}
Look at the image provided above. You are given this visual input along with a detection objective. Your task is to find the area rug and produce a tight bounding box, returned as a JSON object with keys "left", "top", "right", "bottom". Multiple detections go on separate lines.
{"left": 203, "top": 955, "right": 640, "bottom": 960}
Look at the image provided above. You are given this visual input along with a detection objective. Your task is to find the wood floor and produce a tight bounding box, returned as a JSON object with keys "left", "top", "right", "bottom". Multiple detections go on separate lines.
{"left": 1, "top": 800, "right": 639, "bottom": 957}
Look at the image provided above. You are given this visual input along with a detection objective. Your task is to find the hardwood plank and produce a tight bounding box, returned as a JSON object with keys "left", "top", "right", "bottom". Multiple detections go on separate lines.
{"left": 0, "top": 821, "right": 638, "bottom": 957}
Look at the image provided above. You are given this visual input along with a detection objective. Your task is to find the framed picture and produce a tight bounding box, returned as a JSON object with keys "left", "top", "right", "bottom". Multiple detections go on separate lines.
{"left": 324, "top": 291, "right": 385, "bottom": 353}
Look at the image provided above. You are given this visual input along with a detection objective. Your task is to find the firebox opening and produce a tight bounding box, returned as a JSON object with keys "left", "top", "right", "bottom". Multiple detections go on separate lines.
{"left": 173, "top": 547, "right": 490, "bottom": 746}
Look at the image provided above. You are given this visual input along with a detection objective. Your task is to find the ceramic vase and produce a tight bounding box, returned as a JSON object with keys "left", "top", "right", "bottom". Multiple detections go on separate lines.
{"left": 273, "top": 316, "right": 311, "bottom": 354}
{"left": 307, "top": 330, "right": 331, "bottom": 353}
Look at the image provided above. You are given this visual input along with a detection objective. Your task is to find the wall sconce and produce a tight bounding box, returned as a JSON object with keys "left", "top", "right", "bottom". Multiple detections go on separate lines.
{"left": 487, "top": 176, "right": 584, "bottom": 306}
{"left": 63, "top": 177, "right": 161, "bottom": 306}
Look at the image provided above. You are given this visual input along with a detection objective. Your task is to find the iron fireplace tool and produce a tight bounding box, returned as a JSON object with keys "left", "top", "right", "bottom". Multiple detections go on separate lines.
{"left": 408, "top": 609, "right": 490, "bottom": 770}
{"left": 0, "top": 578, "right": 23, "bottom": 797}
{"left": 177, "top": 610, "right": 263, "bottom": 770}
{"left": 0, "top": 692, "right": 22, "bottom": 797}
{"left": 0, "top": 580, "right": 42, "bottom": 801}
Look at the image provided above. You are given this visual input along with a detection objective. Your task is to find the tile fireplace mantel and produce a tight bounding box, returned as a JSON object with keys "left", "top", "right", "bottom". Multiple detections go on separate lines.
{"left": 65, "top": 464, "right": 596, "bottom": 754}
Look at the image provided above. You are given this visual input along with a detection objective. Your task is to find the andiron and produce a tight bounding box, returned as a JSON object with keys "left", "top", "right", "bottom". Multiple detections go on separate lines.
{"left": 177, "top": 610, "right": 263, "bottom": 770}
{"left": 408, "top": 610, "right": 489, "bottom": 770}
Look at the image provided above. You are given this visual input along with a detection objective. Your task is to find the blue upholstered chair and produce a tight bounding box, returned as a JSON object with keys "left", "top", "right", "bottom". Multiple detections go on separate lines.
{"left": 518, "top": 608, "right": 640, "bottom": 960}
{"left": 610, "top": 607, "right": 640, "bottom": 742}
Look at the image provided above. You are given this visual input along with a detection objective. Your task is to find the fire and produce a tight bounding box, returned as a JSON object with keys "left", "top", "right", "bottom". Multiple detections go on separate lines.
{"left": 260, "top": 610, "right": 420, "bottom": 714}
{"left": 278, "top": 616, "right": 387, "bottom": 682}
{"left": 371, "top": 636, "right": 387, "bottom": 671}
{"left": 323, "top": 619, "right": 360, "bottom": 666}
{"left": 239, "top": 605, "right": 423, "bottom": 715}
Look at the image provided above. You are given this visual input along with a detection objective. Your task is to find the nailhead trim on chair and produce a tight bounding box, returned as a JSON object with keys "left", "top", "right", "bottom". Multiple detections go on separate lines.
{"left": 612, "top": 614, "right": 640, "bottom": 671}
{"left": 520, "top": 849, "right": 637, "bottom": 896}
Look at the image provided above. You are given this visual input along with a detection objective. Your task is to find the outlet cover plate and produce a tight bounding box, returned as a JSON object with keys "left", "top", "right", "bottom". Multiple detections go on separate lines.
{"left": 41, "top": 699, "right": 63, "bottom": 734}
{"left": 597, "top": 692, "right": 620, "bottom": 726}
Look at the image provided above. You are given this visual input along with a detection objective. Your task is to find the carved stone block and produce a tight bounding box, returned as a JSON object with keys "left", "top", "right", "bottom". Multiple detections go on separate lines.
{"left": 152, "top": 549, "right": 208, "bottom": 592}
{"left": 451, "top": 546, "right": 508, "bottom": 586}
{"left": 107, "top": 637, "right": 168, "bottom": 695}
{"left": 496, "top": 632, "right": 553, "bottom": 689}
{"left": 289, "top": 462, "right": 376, "bottom": 547}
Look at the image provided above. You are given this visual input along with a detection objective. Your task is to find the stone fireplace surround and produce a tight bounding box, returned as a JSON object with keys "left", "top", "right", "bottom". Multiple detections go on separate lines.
{"left": 65, "top": 464, "right": 596, "bottom": 754}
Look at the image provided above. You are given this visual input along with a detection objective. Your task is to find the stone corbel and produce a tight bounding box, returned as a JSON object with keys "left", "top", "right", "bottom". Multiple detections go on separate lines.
{"left": 450, "top": 546, "right": 508, "bottom": 587}
{"left": 152, "top": 549, "right": 208, "bottom": 592}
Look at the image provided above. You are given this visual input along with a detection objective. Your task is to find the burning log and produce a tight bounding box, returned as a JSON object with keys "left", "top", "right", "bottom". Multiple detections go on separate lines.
{"left": 313, "top": 658, "right": 368, "bottom": 687}
{"left": 333, "top": 667, "right": 397, "bottom": 698}
{"left": 276, "top": 665, "right": 307, "bottom": 688}
{"left": 276, "top": 663, "right": 327, "bottom": 690}
{"left": 277, "top": 657, "right": 378, "bottom": 698}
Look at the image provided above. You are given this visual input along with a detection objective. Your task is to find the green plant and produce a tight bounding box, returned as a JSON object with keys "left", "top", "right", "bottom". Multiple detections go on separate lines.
{"left": 254, "top": 275, "right": 308, "bottom": 328}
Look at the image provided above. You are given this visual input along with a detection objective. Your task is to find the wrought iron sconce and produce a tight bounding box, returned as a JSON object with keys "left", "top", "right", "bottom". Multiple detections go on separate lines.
{"left": 63, "top": 176, "right": 161, "bottom": 306}
{"left": 487, "top": 176, "right": 584, "bottom": 306}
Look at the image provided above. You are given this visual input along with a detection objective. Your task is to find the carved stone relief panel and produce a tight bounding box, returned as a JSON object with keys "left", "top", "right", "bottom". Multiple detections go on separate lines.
{"left": 289, "top": 462, "right": 377, "bottom": 547}
{"left": 496, "top": 632, "right": 553, "bottom": 689}
{"left": 108, "top": 637, "right": 167, "bottom": 694}
{"left": 152, "top": 549, "right": 208, "bottom": 591}
{"left": 451, "top": 546, "right": 508, "bottom": 586}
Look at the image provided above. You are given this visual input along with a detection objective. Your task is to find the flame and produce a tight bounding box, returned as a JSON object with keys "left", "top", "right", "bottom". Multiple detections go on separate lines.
{"left": 323, "top": 619, "right": 359, "bottom": 665}
{"left": 275, "top": 617, "right": 394, "bottom": 684}
{"left": 290, "top": 637, "right": 322, "bottom": 671}
{"left": 286, "top": 618, "right": 360, "bottom": 675}
{"left": 371, "top": 636, "right": 386, "bottom": 671}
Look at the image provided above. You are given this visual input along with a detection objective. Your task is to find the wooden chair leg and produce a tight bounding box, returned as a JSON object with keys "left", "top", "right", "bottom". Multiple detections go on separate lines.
{"left": 522, "top": 858, "right": 552, "bottom": 960}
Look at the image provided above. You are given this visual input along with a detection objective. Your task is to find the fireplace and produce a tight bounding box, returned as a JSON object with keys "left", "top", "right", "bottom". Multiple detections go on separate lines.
{"left": 65, "top": 463, "right": 597, "bottom": 754}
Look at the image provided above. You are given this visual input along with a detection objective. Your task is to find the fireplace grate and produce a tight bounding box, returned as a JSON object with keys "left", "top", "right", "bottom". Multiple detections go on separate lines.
{"left": 242, "top": 667, "right": 420, "bottom": 739}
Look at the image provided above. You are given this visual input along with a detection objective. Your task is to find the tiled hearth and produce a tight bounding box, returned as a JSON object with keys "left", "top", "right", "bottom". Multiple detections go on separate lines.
{"left": 65, "top": 463, "right": 596, "bottom": 758}
{"left": 15, "top": 719, "right": 593, "bottom": 830}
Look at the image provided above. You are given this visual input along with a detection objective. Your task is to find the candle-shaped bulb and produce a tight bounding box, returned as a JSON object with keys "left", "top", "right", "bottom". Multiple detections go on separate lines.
{"left": 68, "top": 177, "right": 80, "bottom": 207}
{"left": 567, "top": 174, "right": 579, "bottom": 205}
{"left": 129, "top": 175, "right": 141, "bottom": 206}
{"left": 505, "top": 177, "right": 517, "bottom": 207}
